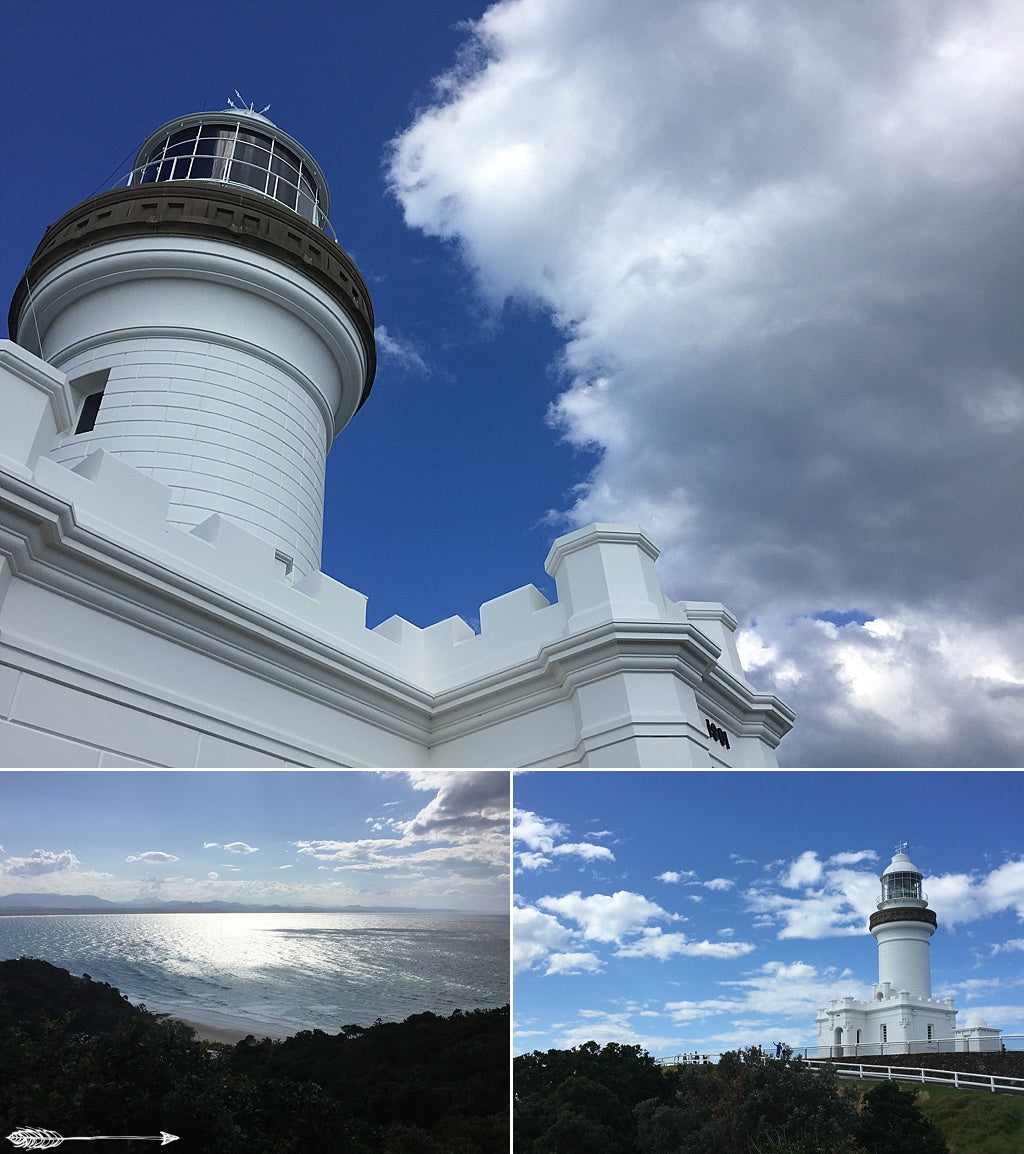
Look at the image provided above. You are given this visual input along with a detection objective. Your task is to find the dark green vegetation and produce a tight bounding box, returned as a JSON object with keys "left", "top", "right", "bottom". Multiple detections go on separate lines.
{"left": 513, "top": 1041, "right": 1021, "bottom": 1153}
{"left": 0, "top": 958, "right": 508, "bottom": 1153}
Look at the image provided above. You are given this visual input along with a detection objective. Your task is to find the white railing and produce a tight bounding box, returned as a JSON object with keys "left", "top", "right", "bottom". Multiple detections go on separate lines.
{"left": 815, "top": 1061, "right": 1024, "bottom": 1096}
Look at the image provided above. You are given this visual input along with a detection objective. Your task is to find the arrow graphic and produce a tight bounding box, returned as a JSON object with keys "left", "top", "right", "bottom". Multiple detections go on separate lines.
{"left": 6, "top": 1130, "right": 179, "bottom": 1149}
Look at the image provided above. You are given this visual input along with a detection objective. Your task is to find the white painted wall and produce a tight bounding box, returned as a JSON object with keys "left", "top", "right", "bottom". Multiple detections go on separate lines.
{"left": 0, "top": 342, "right": 793, "bottom": 767}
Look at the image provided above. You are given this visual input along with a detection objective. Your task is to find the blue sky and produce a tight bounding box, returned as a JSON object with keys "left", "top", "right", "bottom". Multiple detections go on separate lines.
{"left": 2, "top": 1, "right": 1022, "bottom": 767}
{"left": 0, "top": 770, "right": 510, "bottom": 911}
{"left": 514, "top": 771, "right": 1024, "bottom": 1056}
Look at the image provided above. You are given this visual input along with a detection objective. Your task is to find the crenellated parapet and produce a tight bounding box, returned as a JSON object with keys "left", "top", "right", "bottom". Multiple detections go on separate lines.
{"left": 0, "top": 340, "right": 793, "bottom": 767}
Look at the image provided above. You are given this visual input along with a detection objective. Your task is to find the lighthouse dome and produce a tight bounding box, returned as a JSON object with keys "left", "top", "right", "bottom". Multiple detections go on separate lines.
{"left": 881, "top": 852, "right": 922, "bottom": 878}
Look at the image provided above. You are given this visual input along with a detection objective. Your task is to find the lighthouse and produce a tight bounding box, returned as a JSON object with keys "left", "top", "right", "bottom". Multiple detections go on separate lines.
{"left": 7, "top": 104, "right": 375, "bottom": 578}
{"left": 815, "top": 846, "right": 1002, "bottom": 1057}
{"left": 0, "top": 103, "right": 793, "bottom": 767}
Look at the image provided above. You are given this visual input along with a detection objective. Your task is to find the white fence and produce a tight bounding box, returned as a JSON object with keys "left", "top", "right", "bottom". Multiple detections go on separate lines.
{"left": 811, "top": 1061, "right": 1024, "bottom": 1096}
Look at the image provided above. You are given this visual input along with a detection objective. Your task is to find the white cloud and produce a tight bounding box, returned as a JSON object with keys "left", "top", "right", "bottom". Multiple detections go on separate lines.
{"left": 616, "top": 927, "right": 755, "bottom": 961}
{"left": 1, "top": 848, "right": 80, "bottom": 876}
{"left": 536, "top": 890, "right": 670, "bottom": 943}
{"left": 125, "top": 851, "right": 179, "bottom": 864}
{"left": 296, "top": 771, "right": 509, "bottom": 889}
{"left": 747, "top": 854, "right": 880, "bottom": 938}
{"left": 829, "top": 850, "right": 878, "bottom": 867}
{"left": 399, "top": 770, "right": 509, "bottom": 840}
{"left": 514, "top": 902, "right": 573, "bottom": 974}
{"left": 926, "top": 857, "right": 1024, "bottom": 926}
{"left": 545, "top": 951, "right": 603, "bottom": 976}
{"left": 374, "top": 324, "right": 429, "bottom": 376}
{"left": 512, "top": 808, "right": 566, "bottom": 852}
{"left": 721, "top": 959, "right": 869, "bottom": 1022}
{"left": 782, "top": 851, "right": 823, "bottom": 889}
{"left": 513, "top": 807, "right": 614, "bottom": 871}
{"left": 389, "top": 0, "right": 1024, "bottom": 766}
{"left": 222, "top": 842, "right": 258, "bottom": 855}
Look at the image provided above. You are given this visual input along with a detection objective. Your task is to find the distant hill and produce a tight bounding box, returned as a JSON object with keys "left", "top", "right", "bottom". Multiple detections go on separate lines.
{"left": 0, "top": 892, "right": 475, "bottom": 915}
{"left": 0, "top": 892, "right": 118, "bottom": 909}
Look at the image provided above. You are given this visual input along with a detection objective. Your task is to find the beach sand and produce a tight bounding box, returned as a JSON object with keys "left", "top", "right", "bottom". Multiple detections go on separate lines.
{"left": 171, "top": 1017, "right": 279, "bottom": 1045}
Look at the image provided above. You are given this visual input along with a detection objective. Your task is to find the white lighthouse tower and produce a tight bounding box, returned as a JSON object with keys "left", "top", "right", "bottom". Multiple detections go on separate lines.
{"left": 8, "top": 104, "right": 375, "bottom": 578}
{"left": 870, "top": 845, "right": 937, "bottom": 998}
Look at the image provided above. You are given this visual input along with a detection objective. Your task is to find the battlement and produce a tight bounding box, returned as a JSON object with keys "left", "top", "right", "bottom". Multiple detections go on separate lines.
{"left": 0, "top": 340, "right": 792, "bottom": 766}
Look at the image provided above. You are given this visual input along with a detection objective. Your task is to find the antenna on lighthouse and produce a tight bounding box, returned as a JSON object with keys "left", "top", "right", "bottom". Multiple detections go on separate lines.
{"left": 895, "top": 840, "right": 909, "bottom": 856}
{"left": 227, "top": 90, "right": 271, "bottom": 117}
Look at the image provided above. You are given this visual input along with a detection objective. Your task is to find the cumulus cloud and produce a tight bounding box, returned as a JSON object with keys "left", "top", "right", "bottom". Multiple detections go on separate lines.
{"left": 717, "top": 959, "right": 869, "bottom": 1022}
{"left": 296, "top": 771, "right": 509, "bottom": 885}
{"left": 927, "top": 856, "right": 1024, "bottom": 926}
{"left": 545, "top": 951, "right": 603, "bottom": 975}
{"left": 2, "top": 848, "right": 79, "bottom": 876}
{"left": 782, "top": 851, "right": 824, "bottom": 890}
{"left": 389, "top": 0, "right": 1024, "bottom": 766}
{"left": 513, "top": 807, "right": 614, "bottom": 871}
{"left": 748, "top": 847, "right": 1024, "bottom": 939}
{"left": 747, "top": 851, "right": 880, "bottom": 938}
{"left": 616, "top": 927, "right": 755, "bottom": 961}
{"left": 221, "top": 842, "right": 258, "bottom": 855}
{"left": 400, "top": 771, "right": 509, "bottom": 839}
{"left": 125, "top": 851, "right": 179, "bottom": 864}
{"left": 536, "top": 890, "right": 671, "bottom": 943}
{"left": 514, "top": 902, "right": 574, "bottom": 973}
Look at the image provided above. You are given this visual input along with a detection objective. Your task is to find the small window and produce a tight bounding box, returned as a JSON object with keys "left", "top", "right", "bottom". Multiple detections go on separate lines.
{"left": 75, "top": 390, "right": 105, "bottom": 434}
{"left": 69, "top": 369, "right": 111, "bottom": 435}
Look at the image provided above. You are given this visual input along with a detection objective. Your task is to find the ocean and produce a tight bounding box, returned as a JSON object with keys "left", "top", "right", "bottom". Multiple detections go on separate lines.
{"left": 0, "top": 910, "right": 509, "bottom": 1038}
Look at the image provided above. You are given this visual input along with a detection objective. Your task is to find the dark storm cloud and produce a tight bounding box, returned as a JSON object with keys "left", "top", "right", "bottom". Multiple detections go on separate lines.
{"left": 390, "top": 0, "right": 1024, "bottom": 764}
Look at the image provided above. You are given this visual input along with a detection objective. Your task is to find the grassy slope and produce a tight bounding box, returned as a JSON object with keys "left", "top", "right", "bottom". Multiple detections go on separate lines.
{"left": 914, "top": 1085, "right": 1024, "bottom": 1154}
{"left": 842, "top": 1080, "right": 1024, "bottom": 1154}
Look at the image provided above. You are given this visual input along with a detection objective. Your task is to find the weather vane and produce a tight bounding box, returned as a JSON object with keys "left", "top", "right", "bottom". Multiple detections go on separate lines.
{"left": 227, "top": 89, "right": 271, "bottom": 116}
{"left": 895, "top": 840, "right": 909, "bottom": 856}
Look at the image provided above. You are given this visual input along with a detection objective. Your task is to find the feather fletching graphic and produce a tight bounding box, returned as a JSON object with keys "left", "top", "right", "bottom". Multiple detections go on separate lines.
{"left": 6, "top": 1131, "right": 64, "bottom": 1151}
